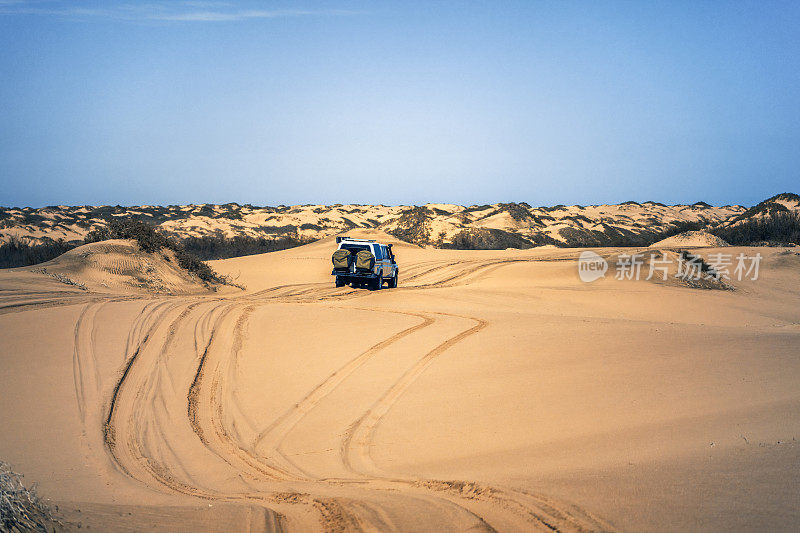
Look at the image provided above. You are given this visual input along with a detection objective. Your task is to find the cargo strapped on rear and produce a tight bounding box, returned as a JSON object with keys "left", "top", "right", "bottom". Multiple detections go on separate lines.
{"left": 354, "top": 249, "right": 375, "bottom": 271}
{"left": 332, "top": 248, "right": 352, "bottom": 270}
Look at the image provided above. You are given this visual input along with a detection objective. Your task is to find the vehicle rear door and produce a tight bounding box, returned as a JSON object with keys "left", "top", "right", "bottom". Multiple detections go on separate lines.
{"left": 372, "top": 243, "right": 385, "bottom": 276}
{"left": 380, "top": 245, "right": 394, "bottom": 277}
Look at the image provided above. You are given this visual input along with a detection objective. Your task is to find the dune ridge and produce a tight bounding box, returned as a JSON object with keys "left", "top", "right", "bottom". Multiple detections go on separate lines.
{"left": 0, "top": 199, "right": 751, "bottom": 249}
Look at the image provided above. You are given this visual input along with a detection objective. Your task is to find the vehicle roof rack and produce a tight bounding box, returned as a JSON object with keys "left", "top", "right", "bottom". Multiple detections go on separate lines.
{"left": 336, "top": 236, "right": 376, "bottom": 243}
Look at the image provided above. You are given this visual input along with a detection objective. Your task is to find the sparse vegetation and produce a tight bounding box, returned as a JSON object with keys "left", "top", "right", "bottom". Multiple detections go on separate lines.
{"left": 31, "top": 267, "right": 88, "bottom": 290}
{"left": 443, "top": 228, "right": 536, "bottom": 249}
{"left": 729, "top": 201, "right": 789, "bottom": 224}
{"left": 182, "top": 234, "right": 316, "bottom": 260}
{"left": 711, "top": 212, "right": 800, "bottom": 245}
{"left": 677, "top": 250, "right": 716, "bottom": 276}
{"left": 643, "top": 220, "right": 709, "bottom": 245}
{"left": 0, "top": 217, "right": 316, "bottom": 269}
{"left": 0, "top": 461, "right": 61, "bottom": 532}
{"left": 257, "top": 224, "right": 299, "bottom": 235}
{"left": 726, "top": 193, "right": 799, "bottom": 224}
{"left": 387, "top": 206, "right": 432, "bottom": 246}
{"left": 1, "top": 196, "right": 797, "bottom": 264}
{"left": 558, "top": 225, "right": 651, "bottom": 247}
{"left": 85, "top": 218, "right": 231, "bottom": 286}
{"left": 496, "top": 202, "right": 533, "bottom": 222}
{"left": 0, "top": 238, "right": 79, "bottom": 269}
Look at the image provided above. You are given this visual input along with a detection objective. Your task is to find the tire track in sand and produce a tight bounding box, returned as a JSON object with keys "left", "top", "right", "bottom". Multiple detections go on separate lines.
{"left": 100, "top": 299, "right": 377, "bottom": 531}
{"left": 335, "top": 310, "right": 614, "bottom": 532}
{"left": 103, "top": 300, "right": 194, "bottom": 480}
{"left": 73, "top": 301, "right": 106, "bottom": 425}
{"left": 245, "top": 258, "right": 527, "bottom": 304}
{"left": 92, "top": 255, "right": 614, "bottom": 531}
{"left": 250, "top": 310, "right": 436, "bottom": 479}
{"left": 340, "top": 313, "right": 487, "bottom": 478}
{"left": 235, "top": 255, "right": 615, "bottom": 531}
{"left": 187, "top": 302, "right": 301, "bottom": 481}
{"left": 193, "top": 305, "right": 503, "bottom": 531}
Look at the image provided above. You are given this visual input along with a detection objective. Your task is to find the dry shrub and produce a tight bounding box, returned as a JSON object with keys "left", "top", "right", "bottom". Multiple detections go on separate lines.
{"left": 0, "top": 462, "right": 61, "bottom": 532}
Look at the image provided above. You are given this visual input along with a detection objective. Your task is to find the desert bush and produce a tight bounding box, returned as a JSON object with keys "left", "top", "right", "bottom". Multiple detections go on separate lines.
{"left": 711, "top": 212, "right": 800, "bottom": 245}
{"left": 443, "top": 228, "right": 537, "bottom": 249}
{"left": 86, "top": 218, "right": 227, "bottom": 285}
{"left": 555, "top": 219, "right": 716, "bottom": 248}
{"left": 727, "top": 193, "right": 797, "bottom": 224}
{"left": 0, "top": 238, "right": 79, "bottom": 269}
{"left": 463, "top": 204, "right": 492, "bottom": 213}
{"left": 86, "top": 218, "right": 171, "bottom": 252}
{"left": 1, "top": 216, "right": 315, "bottom": 270}
{"left": 386, "top": 206, "right": 432, "bottom": 245}
{"left": 558, "top": 226, "right": 649, "bottom": 247}
{"left": 496, "top": 202, "right": 533, "bottom": 222}
{"left": 642, "top": 220, "right": 709, "bottom": 246}
{"left": 0, "top": 461, "right": 61, "bottom": 532}
{"left": 258, "top": 224, "right": 300, "bottom": 234}
{"left": 678, "top": 250, "right": 716, "bottom": 275}
{"left": 182, "top": 235, "right": 315, "bottom": 260}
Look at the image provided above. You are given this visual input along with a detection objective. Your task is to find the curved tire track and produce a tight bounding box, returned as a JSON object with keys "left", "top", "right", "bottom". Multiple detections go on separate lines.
{"left": 251, "top": 310, "right": 436, "bottom": 479}
{"left": 81, "top": 254, "right": 613, "bottom": 531}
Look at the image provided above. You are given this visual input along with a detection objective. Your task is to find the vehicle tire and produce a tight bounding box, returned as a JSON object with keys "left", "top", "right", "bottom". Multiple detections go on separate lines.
{"left": 367, "top": 274, "right": 381, "bottom": 291}
{"left": 335, "top": 276, "right": 345, "bottom": 288}
{"left": 388, "top": 272, "right": 398, "bottom": 288}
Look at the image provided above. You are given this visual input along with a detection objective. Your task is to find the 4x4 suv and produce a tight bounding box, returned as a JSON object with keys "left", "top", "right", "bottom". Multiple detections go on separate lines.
{"left": 331, "top": 236, "right": 398, "bottom": 290}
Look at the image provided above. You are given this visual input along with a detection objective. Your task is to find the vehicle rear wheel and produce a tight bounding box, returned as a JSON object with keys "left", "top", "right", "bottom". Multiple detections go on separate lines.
{"left": 388, "top": 272, "right": 398, "bottom": 288}
{"left": 335, "top": 276, "right": 345, "bottom": 288}
{"left": 371, "top": 274, "right": 381, "bottom": 291}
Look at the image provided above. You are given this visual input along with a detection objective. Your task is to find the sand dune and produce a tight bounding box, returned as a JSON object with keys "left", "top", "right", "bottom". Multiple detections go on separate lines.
{"left": 23, "top": 239, "right": 222, "bottom": 294}
{"left": 0, "top": 200, "right": 748, "bottom": 249}
{"left": 649, "top": 230, "right": 729, "bottom": 248}
{"left": 1, "top": 236, "right": 798, "bottom": 531}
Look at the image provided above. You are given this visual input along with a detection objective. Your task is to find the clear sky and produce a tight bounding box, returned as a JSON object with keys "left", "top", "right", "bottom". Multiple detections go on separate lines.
{"left": 1, "top": 1, "right": 798, "bottom": 208}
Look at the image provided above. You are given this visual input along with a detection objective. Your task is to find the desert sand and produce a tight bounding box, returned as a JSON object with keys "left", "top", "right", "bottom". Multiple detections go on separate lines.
{"left": 1, "top": 230, "right": 798, "bottom": 531}
{"left": 649, "top": 231, "right": 730, "bottom": 248}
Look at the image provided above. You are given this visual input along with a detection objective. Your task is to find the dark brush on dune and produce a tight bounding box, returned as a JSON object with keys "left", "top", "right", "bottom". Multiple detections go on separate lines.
{"left": 711, "top": 212, "right": 800, "bottom": 246}
{"left": 182, "top": 234, "right": 316, "bottom": 260}
{"left": 442, "top": 228, "right": 557, "bottom": 250}
{"left": 0, "top": 237, "right": 77, "bottom": 269}
{"left": 85, "top": 218, "right": 231, "bottom": 286}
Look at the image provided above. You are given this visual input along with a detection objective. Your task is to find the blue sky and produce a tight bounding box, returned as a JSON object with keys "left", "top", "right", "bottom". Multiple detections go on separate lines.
{"left": 1, "top": 1, "right": 798, "bottom": 207}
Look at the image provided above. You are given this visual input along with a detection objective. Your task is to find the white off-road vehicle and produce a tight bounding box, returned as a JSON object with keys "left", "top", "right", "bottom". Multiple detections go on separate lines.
{"left": 331, "top": 236, "right": 398, "bottom": 290}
